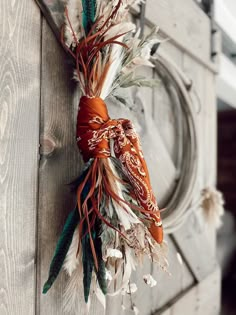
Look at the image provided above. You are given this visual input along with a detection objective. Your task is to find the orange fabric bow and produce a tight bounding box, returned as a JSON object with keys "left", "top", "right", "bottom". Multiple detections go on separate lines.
{"left": 76, "top": 96, "right": 163, "bottom": 244}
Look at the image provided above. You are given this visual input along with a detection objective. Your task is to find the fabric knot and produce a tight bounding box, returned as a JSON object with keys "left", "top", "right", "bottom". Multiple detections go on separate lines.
{"left": 76, "top": 97, "right": 140, "bottom": 162}
{"left": 76, "top": 96, "right": 163, "bottom": 243}
{"left": 76, "top": 96, "right": 111, "bottom": 161}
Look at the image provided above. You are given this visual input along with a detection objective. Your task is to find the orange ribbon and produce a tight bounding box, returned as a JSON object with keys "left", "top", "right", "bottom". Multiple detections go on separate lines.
{"left": 76, "top": 96, "right": 163, "bottom": 244}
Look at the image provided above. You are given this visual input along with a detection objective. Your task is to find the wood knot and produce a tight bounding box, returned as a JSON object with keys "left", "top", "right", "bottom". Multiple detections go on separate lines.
{"left": 40, "top": 136, "right": 57, "bottom": 157}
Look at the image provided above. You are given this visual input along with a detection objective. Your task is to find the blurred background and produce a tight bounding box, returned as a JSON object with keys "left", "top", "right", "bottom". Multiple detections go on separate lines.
{"left": 206, "top": 0, "right": 236, "bottom": 314}
{"left": 196, "top": 0, "right": 236, "bottom": 314}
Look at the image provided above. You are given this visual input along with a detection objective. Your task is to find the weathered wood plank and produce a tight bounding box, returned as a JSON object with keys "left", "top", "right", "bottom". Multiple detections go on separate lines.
{"left": 152, "top": 42, "right": 184, "bottom": 208}
{"left": 144, "top": 0, "right": 212, "bottom": 69}
{"left": 37, "top": 17, "right": 81, "bottom": 314}
{"left": 158, "top": 41, "right": 183, "bottom": 69}
{"left": 37, "top": 17, "right": 73, "bottom": 313}
{"left": 156, "top": 267, "right": 221, "bottom": 315}
{"left": 202, "top": 68, "right": 217, "bottom": 252}
{"left": 153, "top": 69, "right": 178, "bottom": 165}
{"left": 150, "top": 236, "right": 194, "bottom": 312}
{"left": 171, "top": 54, "right": 218, "bottom": 280}
{"left": 182, "top": 53, "right": 206, "bottom": 186}
{"left": 173, "top": 211, "right": 218, "bottom": 282}
{"left": 37, "top": 18, "right": 105, "bottom": 315}
{"left": 35, "top": 0, "right": 64, "bottom": 41}
{"left": 115, "top": 237, "right": 194, "bottom": 315}
{"left": 202, "top": 69, "right": 217, "bottom": 188}
{"left": 0, "top": 0, "right": 41, "bottom": 314}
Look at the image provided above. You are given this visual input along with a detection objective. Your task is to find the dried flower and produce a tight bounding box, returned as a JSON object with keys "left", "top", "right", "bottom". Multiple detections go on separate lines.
{"left": 106, "top": 248, "right": 123, "bottom": 259}
{"left": 201, "top": 187, "right": 224, "bottom": 228}
{"left": 105, "top": 269, "right": 113, "bottom": 281}
{"left": 143, "top": 274, "right": 157, "bottom": 287}
{"left": 122, "top": 282, "right": 138, "bottom": 294}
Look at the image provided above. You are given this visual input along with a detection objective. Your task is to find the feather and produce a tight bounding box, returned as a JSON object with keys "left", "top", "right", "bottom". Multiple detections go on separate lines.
{"left": 63, "top": 229, "right": 80, "bottom": 276}
{"left": 94, "top": 225, "right": 107, "bottom": 296}
{"left": 107, "top": 159, "right": 140, "bottom": 230}
{"left": 43, "top": 163, "right": 92, "bottom": 294}
{"left": 63, "top": 253, "right": 90, "bottom": 315}
{"left": 65, "top": 0, "right": 83, "bottom": 47}
{"left": 82, "top": 232, "right": 95, "bottom": 302}
{"left": 100, "top": 41, "right": 124, "bottom": 99}
{"left": 95, "top": 287, "right": 106, "bottom": 310}
{"left": 82, "top": 0, "right": 97, "bottom": 35}
{"left": 82, "top": 218, "right": 107, "bottom": 302}
{"left": 43, "top": 208, "right": 80, "bottom": 294}
{"left": 104, "top": 22, "right": 135, "bottom": 42}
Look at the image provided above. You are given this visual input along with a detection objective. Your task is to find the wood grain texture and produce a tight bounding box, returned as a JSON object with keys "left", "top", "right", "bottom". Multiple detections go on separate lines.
{"left": 37, "top": 18, "right": 105, "bottom": 315}
{"left": 0, "top": 0, "right": 41, "bottom": 314}
{"left": 37, "top": 17, "right": 81, "bottom": 314}
{"left": 35, "top": 0, "right": 64, "bottom": 41}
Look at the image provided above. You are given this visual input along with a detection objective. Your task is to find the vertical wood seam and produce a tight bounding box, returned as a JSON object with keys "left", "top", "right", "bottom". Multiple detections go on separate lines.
{"left": 35, "top": 11, "right": 43, "bottom": 315}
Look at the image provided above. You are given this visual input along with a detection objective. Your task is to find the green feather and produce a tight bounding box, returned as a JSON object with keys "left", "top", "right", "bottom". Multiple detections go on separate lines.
{"left": 94, "top": 232, "right": 107, "bottom": 295}
{"left": 43, "top": 163, "right": 92, "bottom": 294}
{"left": 82, "top": 231, "right": 95, "bottom": 302}
{"left": 82, "top": 0, "right": 97, "bottom": 34}
{"left": 82, "top": 220, "right": 107, "bottom": 302}
{"left": 43, "top": 208, "right": 79, "bottom": 294}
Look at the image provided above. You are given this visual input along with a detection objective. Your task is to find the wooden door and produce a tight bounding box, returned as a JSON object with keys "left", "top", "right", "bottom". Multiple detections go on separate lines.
{"left": 0, "top": 0, "right": 220, "bottom": 314}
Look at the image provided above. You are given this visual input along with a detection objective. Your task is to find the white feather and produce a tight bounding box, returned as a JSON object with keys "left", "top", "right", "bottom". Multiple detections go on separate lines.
{"left": 63, "top": 229, "right": 80, "bottom": 276}
{"left": 100, "top": 43, "right": 124, "bottom": 99}
{"left": 95, "top": 287, "right": 106, "bottom": 310}
{"left": 104, "top": 22, "right": 136, "bottom": 42}
{"left": 107, "top": 244, "right": 136, "bottom": 297}
{"left": 99, "top": 20, "right": 136, "bottom": 99}
{"left": 63, "top": 260, "right": 90, "bottom": 315}
{"left": 100, "top": 22, "right": 136, "bottom": 99}
{"left": 107, "top": 159, "right": 140, "bottom": 230}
